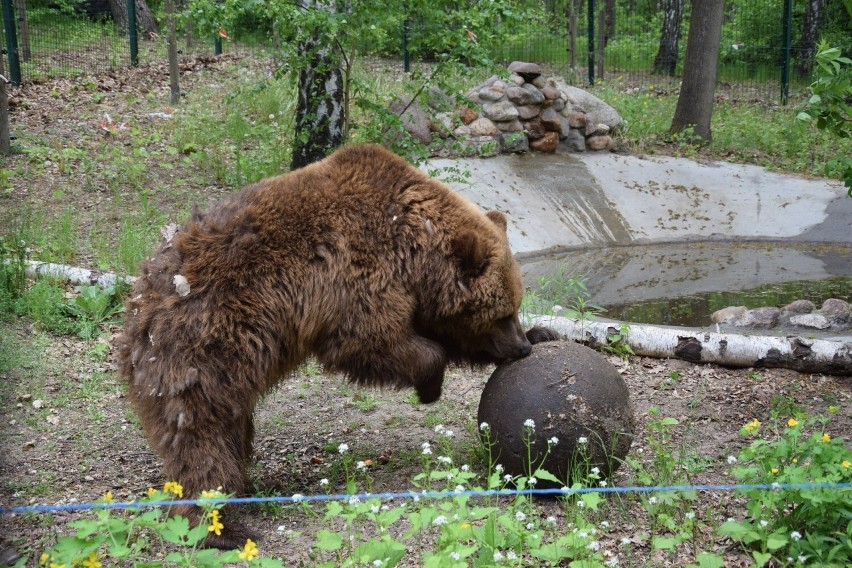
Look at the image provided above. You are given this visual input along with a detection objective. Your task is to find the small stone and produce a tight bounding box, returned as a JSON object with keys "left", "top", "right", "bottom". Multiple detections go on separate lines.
{"left": 790, "top": 314, "right": 831, "bottom": 330}
{"left": 540, "top": 108, "right": 562, "bottom": 132}
{"left": 469, "top": 117, "right": 500, "bottom": 137}
{"left": 521, "top": 83, "right": 546, "bottom": 104}
{"left": 46, "top": 415, "right": 59, "bottom": 425}
{"left": 783, "top": 299, "right": 816, "bottom": 314}
{"left": 500, "top": 132, "right": 529, "bottom": 154}
{"left": 531, "top": 76, "right": 547, "bottom": 89}
{"left": 32, "top": 400, "right": 44, "bottom": 409}
{"left": 389, "top": 96, "right": 433, "bottom": 144}
{"left": 478, "top": 86, "right": 506, "bottom": 102}
{"left": 565, "top": 111, "right": 587, "bottom": 129}
{"left": 818, "top": 298, "right": 850, "bottom": 323}
{"left": 591, "top": 123, "right": 611, "bottom": 135}
{"left": 711, "top": 306, "right": 748, "bottom": 324}
{"left": 495, "top": 119, "right": 524, "bottom": 132}
{"left": 586, "top": 135, "right": 613, "bottom": 151}
{"left": 507, "top": 61, "right": 543, "bottom": 81}
{"left": 550, "top": 99, "right": 565, "bottom": 112}
{"left": 85, "top": 475, "right": 95, "bottom": 481}
{"left": 515, "top": 105, "right": 540, "bottom": 120}
{"left": 736, "top": 307, "right": 781, "bottom": 328}
{"left": 459, "top": 107, "right": 478, "bottom": 125}
{"left": 431, "top": 112, "right": 455, "bottom": 138}
{"left": 530, "top": 131, "right": 559, "bottom": 153}
{"left": 452, "top": 125, "right": 471, "bottom": 137}
{"left": 508, "top": 73, "right": 525, "bottom": 86}
{"left": 541, "top": 85, "right": 560, "bottom": 100}
{"left": 482, "top": 101, "right": 519, "bottom": 122}
{"left": 523, "top": 117, "right": 546, "bottom": 140}
{"left": 560, "top": 129, "right": 586, "bottom": 152}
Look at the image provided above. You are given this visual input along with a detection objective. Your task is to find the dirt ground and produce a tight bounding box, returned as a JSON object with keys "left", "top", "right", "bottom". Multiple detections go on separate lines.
{"left": 0, "top": 55, "right": 850, "bottom": 566}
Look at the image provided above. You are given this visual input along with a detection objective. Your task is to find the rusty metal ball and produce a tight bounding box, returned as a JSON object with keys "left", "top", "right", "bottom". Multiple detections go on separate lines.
{"left": 478, "top": 341, "right": 635, "bottom": 488}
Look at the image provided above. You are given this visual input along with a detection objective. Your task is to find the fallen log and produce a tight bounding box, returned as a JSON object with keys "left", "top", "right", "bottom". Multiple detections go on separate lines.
{"left": 20, "top": 260, "right": 136, "bottom": 288}
{"left": 527, "top": 314, "right": 852, "bottom": 377}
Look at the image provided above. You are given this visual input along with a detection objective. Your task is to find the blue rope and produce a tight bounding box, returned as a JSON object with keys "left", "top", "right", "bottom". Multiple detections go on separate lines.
{"left": 2, "top": 482, "right": 849, "bottom": 515}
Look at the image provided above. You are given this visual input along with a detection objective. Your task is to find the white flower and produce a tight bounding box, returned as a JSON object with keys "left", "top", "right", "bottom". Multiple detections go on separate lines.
{"left": 422, "top": 446, "right": 433, "bottom": 456}
{"left": 760, "top": 520, "right": 769, "bottom": 528}
{"left": 621, "top": 537, "right": 632, "bottom": 545}
{"left": 790, "top": 531, "right": 802, "bottom": 541}
{"left": 269, "top": 114, "right": 275, "bottom": 120}
{"left": 504, "top": 474, "right": 513, "bottom": 482}
{"left": 579, "top": 531, "right": 589, "bottom": 539}
{"left": 443, "top": 429, "right": 455, "bottom": 438}
{"left": 798, "top": 555, "right": 807, "bottom": 563}
{"left": 434, "top": 424, "right": 446, "bottom": 434}
{"left": 577, "top": 500, "right": 585, "bottom": 508}
{"left": 727, "top": 455, "right": 738, "bottom": 464}
{"left": 371, "top": 505, "right": 380, "bottom": 514}
{"left": 685, "top": 511, "right": 695, "bottom": 520}
{"left": 515, "top": 511, "right": 527, "bottom": 521}
{"left": 494, "top": 464, "right": 504, "bottom": 473}
{"left": 546, "top": 516, "right": 556, "bottom": 524}
{"left": 319, "top": 478, "right": 329, "bottom": 486}
{"left": 492, "top": 551, "right": 504, "bottom": 561}
{"left": 648, "top": 496, "right": 658, "bottom": 505}
{"left": 454, "top": 485, "right": 465, "bottom": 494}
{"left": 438, "top": 456, "right": 452, "bottom": 464}
{"left": 528, "top": 477, "right": 538, "bottom": 486}
{"left": 600, "top": 520, "right": 610, "bottom": 529}
{"left": 348, "top": 496, "right": 360, "bottom": 505}
{"left": 599, "top": 480, "right": 608, "bottom": 487}
{"left": 524, "top": 418, "right": 535, "bottom": 429}
{"left": 356, "top": 461, "right": 366, "bottom": 470}
{"left": 587, "top": 541, "right": 600, "bottom": 551}
{"left": 578, "top": 436, "right": 588, "bottom": 444}
{"left": 413, "top": 494, "right": 420, "bottom": 502}
{"left": 292, "top": 493, "right": 304, "bottom": 501}
{"left": 526, "top": 522, "right": 534, "bottom": 530}
{"left": 771, "top": 482, "right": 781, "bottom": 490}
{"left": 480, "top": 422, "right": 490, "bottom": 431}
{"left": 433, "top": 515, "right": 448, "bottom": 526}
{"left": 449, "top": 552, "right": 460, "bottom": 561}
{"left": 421, "top": 442, "right": 431, "bottom": 450}
{"left": 591, "top": 466, "right": 600, "bottom": 475}
{"left": 338, "top": 443, "right": 349, "bottom": 454}
{"left": 548, "top": 436, "right": 559, "bottom": 446}
{"left": 461, "top": 464, "right": 470, "bottom": 472}
{"left": 372, "top": 561, "right": 383, "bottom": 567}
{"left": 506, "top": 551, "right": 517, "bottom": 561}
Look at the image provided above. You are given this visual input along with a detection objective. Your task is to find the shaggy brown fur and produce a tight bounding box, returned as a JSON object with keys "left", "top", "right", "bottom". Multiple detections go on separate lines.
{"left": 116, "top": 144, "right": 557, "bottom": 547}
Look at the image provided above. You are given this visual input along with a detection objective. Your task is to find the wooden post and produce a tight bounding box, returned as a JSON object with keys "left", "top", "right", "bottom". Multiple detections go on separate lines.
{"left": 165, "top": 0, "right": 180, "bottom": 104}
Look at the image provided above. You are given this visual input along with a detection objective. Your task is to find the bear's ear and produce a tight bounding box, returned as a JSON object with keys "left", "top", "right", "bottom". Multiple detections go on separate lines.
{"left": 485, "top": 211, "right": 508, "bottom": 234}
{"left": 451, "top": 230, "right": 489, "bottom": 279}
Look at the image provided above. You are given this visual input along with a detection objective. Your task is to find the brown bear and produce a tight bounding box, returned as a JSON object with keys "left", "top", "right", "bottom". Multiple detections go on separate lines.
{"left": 116, "top": 143, "right": 557, "bottom": 548}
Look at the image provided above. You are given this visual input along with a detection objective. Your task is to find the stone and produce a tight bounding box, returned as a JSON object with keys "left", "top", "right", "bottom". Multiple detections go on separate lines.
{"left": 523, "top": 117, "right": 546, "bottom": 139}
{"left": 550, "top": 99, "right": 565, "bottom": 112}
{"left": 557, "top": 116, "right": 573, "bottom": 139}
{"left": 711, "top": 306, "right": 748, "bottom": 324}
{"left": 464, "top": 74, "right": 498, "bottom": 101}
{"left": 515, "top": 105, "right": 540, "bottom": 120}
{"left": 431, "top": 112, "right": 455, "bottom": 138}
{"left": 530, "top": 131, "right": 559, "bottom": 152}
{"left": 783, "top": 300, "right": 816, "bottom": 314}
{"left": 389, "top": 96, "right": 432, "bottom": 144}
{"left": 560, "top": 129, "right": 586, "bottom": 152}
{"left": 452, "top": 125, "right": 471, "bottom": 137}
{"left": 540, "top": 108, "right": 562, "bottom": 132}
{"left": 460, "top": 107, "right": 478, "bottom": 125}
{"left": 482, "top": 101, "right": 519, "bottom": 122}
{"left": 586, "top": 135, "right": 613, "bottom": 151}
{"left": 495, "top": 118, "right": 524, "bottom": 132}
{"left": 556, "top": 85, "right": 623, "bottom": 134}
{"left": 531, "top": 76, "right": 547, "bottom": 89}
{"left": 479, "top": 86, "right": 506, "bottom": 102}
{"left": 478, "top": 341, "right": 635, "bottom": 487}
{"left": 790, "top": 314, "right": 831, "bottom": 330}
{"left": 736, "top": 307, "right": 782, "bottom": 328}
{"left": 458, "top": 136, "right": 500, "bottom": 158}
{"left": 521, "top": 83, "right": 547, "bottom": 105}
{"left": 424, "top": 86, "right": 456, "bottom": 111}
{"left": 565, "top": 110, "right": 587, "bottom": 129}
{"left": 541, "top": 85, "right": 560, "bottom": 100}
{"left": 590, "top": 123, "right": 611, "bottom": 135}
{"left": 818, "top": 298, "right": 851, "bottom": 323}
{"left": 508, "top": 73, "right": 525, "bottom": 86}
{"left": 507, "top": 61, "right": 543, "bottom": 81}
{"left": 500, "top": 132, "right": 529, "bottom": 154}
{"left": 469, "top": 117, "right": 500, "bottom": 137}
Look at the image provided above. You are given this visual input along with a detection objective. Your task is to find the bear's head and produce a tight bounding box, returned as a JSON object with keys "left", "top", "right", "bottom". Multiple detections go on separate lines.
{"left": 419, "top": 210, "right": 532, "bottom": 368}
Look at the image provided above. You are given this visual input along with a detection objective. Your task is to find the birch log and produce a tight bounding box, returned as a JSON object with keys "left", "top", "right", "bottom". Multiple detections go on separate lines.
{"left": 21, "top": 260, "right": 136, "bottom": 288}
{"left": 527, "top": 315, "right": 852, "bottom": 376}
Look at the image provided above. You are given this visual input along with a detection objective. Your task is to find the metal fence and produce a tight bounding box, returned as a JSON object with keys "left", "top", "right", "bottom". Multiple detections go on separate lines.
{"left": 0, "top": 1, "right": 838, "bottom": 104}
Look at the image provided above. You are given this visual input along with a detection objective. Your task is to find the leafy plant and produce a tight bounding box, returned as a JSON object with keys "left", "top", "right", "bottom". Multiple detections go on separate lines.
{"left": 719, "top": 411, "right": 852, "bottom": 567}
{"left": 797, "top": 41, "right": 852, "bottom": 196}
{"left": 64, "top": 284, "right": 125, "bottom": 339}
{"left": 601, "top": 323, "right": 635, "bottom": 360}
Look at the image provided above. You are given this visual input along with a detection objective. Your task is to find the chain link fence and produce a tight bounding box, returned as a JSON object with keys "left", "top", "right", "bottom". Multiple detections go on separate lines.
{"left": 2, "top": 1, "right": 846, "bottom": 103}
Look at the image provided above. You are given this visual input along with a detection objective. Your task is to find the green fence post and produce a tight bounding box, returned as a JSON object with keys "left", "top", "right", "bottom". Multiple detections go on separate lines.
{"left": 781, "top": 0, "right": 792, "bottom": 105}
{"left": 215, "top": 37, "right": 223, "bottom": 55}
{"left": 1, "top": 0, "right": 21, "bottom": 85}
{"left": 128, "top": 0, "right": 138, "bottom": 66}
{"left": 587, "top": 0, "right": 595, "bottom": 86}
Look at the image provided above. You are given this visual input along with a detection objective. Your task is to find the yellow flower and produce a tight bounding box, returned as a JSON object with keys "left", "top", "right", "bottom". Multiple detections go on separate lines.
{"left": 201, "top": 488, "right": 223, "bottom": 500}
{"left": 82, "top": 552, "right": 102, "bottom": 568}
{"left": 103, "top": 491, "right": 114, "bottom": 503}
{"left": 238, "top": 538, "right": 259, "bottom": 561}
{"left": 744, "top": 419, "right": 761, "bottom": 434}
{"left": 163, "top": 481, "right": 184, "bottom": 498}
{"left": 39, "top": 553, "right": 50, "bottom": 566}
{"left": 792, "top": 457, "right": 798, "bottom": 464}
{"left": 49, "top": 563, "right": 66, "bottom": 568}
{"left": 208, "top": 509, "right": 224, "bottom": 536}
{"left": 460, "top": 522, "right": 471, "bottom": 529}
{"left": 788, "top": 418, "right": 799, "bottom": 427}
{"left": 821, "top": 433, "right": 831, "bottom": 443}
{"left": 843, "top": 460, "right": 851, "bottom": 469}
{"left": 771, "top": 467, "right": 780, "bottom": 474}
{"left": 147, "top": 487, "right": 157, "bottom": 497}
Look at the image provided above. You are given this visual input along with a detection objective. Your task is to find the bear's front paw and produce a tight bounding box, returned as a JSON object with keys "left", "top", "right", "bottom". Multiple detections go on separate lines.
{"left": 415, "top": 380, "right": 443, "bottom": 404}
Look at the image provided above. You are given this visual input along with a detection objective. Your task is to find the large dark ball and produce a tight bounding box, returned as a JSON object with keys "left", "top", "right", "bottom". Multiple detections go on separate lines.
{"left": 478, "top": 341, "right": 635, "bottom": 487}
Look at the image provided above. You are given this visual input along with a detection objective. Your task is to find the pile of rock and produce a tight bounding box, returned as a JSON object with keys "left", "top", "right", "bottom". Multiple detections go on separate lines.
{"left": 711, "top": 298, "right": 851, "bottom": 332}
{"left": 389, "top": 61, "right": 623, "bottom": 158}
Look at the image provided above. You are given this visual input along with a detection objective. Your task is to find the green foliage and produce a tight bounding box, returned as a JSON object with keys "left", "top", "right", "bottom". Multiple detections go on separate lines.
{"left": 797, "top": 42, "right": 852, "bottom": 196}
{"left": 601, "top": 323, "right": 635, "bottom": 360}
{"left": 720, "top": 411, "right": 852, "bottom": 567}
{"left": 522, "top": 273, "right": 603, "bottom": 322}
{"left": 64, "top": 285, "right": 126, "bottom": 339}
{"left": 0, "top": 233, "right": 28, "bottom": 318}
{"left": 17, "top": 280, "right": 76, "bottom": 335}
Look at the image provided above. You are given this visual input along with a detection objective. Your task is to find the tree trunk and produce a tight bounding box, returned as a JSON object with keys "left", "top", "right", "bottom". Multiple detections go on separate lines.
{"left": 566, "top": 0, "right": 579, "bottom": 69}
{"left": 526, "top": 315, "right": 852, "bottom": 376}
{"left": 0, "top": 55, "right": 10, "bottom": 156}
{"left": 652, "top": 0, "right": 683, "bottom": 76}
{"left": 14, "top": 0, "right": 30, "bottom": 62}
{"left": 290, "top": 0, "right": 345, "bottom": 171}
{"left": 108, "top": 0, "right": 158, "bottom": 39}
{"left": 604, "top": 0, "right": 616, "bottom": 45}
{"left": 164, "top": 0, "right": 180, "bottom": 104}
{"left": 795, "top": 0, "right": 825, "bottom": 76}
{"left": 669, "top": 0, "right": 724, "bottom": 142}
